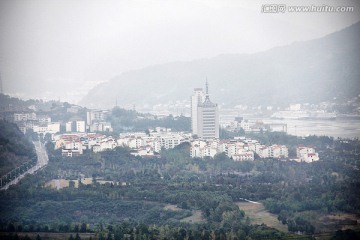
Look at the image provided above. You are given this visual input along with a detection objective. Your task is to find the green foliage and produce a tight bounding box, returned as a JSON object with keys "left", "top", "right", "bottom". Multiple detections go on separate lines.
{"left": 108, "top": 107, "right": 191, "bottom": 133}
{"left": 219, "top": 128, "right": 245, "bottom": 139}
{"left": 331, "top": 229, "right": 360, "bottom": 240}
{"left": 0, "top": 120, "right": 36, "bottom": 178}
{"left": 0, "top": 120, "right": 36, "bottom": 159}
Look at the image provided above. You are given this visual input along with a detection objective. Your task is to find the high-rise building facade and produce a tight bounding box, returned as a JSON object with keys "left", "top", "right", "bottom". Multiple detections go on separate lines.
{"left": 191, "top": 88, "right": 205, "bottom": 135}
{"left": 196, "top": 82, "right": 219, "bottom": 140}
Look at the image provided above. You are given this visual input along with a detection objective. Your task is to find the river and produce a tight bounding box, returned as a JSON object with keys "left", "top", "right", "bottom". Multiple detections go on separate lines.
{"left": 220, "top": 115, "right": 360, "bottom": 139}
{"left": 261, "top": 118, "right": 360, "bottom": 139}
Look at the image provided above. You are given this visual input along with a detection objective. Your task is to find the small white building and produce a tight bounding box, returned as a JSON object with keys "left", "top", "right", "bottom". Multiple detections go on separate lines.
{"left": 232, "top": 151, "right": 254, "bottom": 161}
{"left": 65, "top": 121, "right": 73, "bottom": 132}
{"left": 37, "top": 115, "right": 51, "bottom": 123}
{"left": 62, "top": 148, "right": 83, "bottom": 157}
{"left": 76, "top": 121, "right": 86, "bottom": 133}
{"left": 47, "top": 122, "right": 60, "bottom": 134}
{"left": 297, "top": 146, "right": 319, "bottom": 163}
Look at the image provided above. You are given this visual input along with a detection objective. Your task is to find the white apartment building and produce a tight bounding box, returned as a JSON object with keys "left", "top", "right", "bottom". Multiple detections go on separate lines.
{"left": 258, "top": 145, "right": 288, "bottom": 158}
{"left": 32, "top": 122, "right": 60, "bottom": 135}
{"left": 190, "top": 138, "right": 254, "bottom": 160}
{"left": 92, "top": 137, "right": 117, "bottom": 153}
{"left": 32, "top": 125, "right": 48, "bottom": 134}
{"left": 65, "top": 121, "right": 73, "bottom": 132}
{"left": 86, "top": 109, "right": 109, "bottom": 125}
{"left": 76, "top": 121, "right": 86, "bottom": 132}
{"left": 297, "top": 146, "right": 319, "bottom": 162}
{"left": 89, "top": 122, "right": 113, "bottom": 132}
{"left": 47, "top": 122, "right": 60, "bottom": 134}
{"left": 196, "top": 82, "right": 219, "bottom": 140}
{"left": 14, "top": 112, "right": 37, "bottom": 122}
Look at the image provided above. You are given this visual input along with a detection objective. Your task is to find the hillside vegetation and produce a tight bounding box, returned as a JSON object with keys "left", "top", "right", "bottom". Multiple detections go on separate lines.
{"left": 0, "top": 120, "right": 36, "bottom": 176}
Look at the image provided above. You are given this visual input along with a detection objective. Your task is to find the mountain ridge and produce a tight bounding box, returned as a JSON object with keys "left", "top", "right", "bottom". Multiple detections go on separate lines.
{"left": 80, "top": 21, "right": 360, "bottom": 109}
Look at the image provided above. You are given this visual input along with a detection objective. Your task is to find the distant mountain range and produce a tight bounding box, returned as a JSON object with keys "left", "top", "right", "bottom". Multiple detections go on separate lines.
{"left": 81, "top": 22, "right": 360, "bottom": 109}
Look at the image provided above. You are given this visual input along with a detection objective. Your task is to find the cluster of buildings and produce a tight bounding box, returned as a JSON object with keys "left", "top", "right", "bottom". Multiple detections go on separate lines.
{"left": 54, "top": 133, "right": 117, "bottom": 157}
{"left": 223, "top": 117, "right": 287, "bottom": 133}
{"left": 189, "top": 82, "right": 291, "bottom": 161}
{"left": 118, "top": 127, "right": 191, "bottom": 157}
{"left": 13, "top": 112, "right": 61, "bottom": 135}
{"left": 8, "top": 108, "right": 113, "bottom": 137}
{"left": 190, "top": 137, "right": 289, "bottom": 161}
{"left": 54, "top": 127, "right": 191, "bottom": 157}
{"left": 4, "top": 84, "right": 321, "bottom": 163}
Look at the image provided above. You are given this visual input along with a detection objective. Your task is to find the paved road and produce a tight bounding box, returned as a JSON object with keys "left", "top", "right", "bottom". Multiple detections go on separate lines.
{"left": 0, "top": 141, "right": 49, "bottom": 190}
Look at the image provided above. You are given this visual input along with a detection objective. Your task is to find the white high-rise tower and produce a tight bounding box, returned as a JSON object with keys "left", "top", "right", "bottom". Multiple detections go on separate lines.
{"left": 191, "top": 88, "right": 205, "bottom": 135}
{"left": 197, "top": 81, "right": 219, "bottom": 140}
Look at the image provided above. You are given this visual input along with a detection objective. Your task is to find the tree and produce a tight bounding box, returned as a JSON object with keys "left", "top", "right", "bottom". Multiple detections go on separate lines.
{"left": 75, "top": 233, "right": 81, "bottom": 240}
{"left": 213, "top": 152, "right": 229, "bottom": 162}
{"left": 80, "top": 223, "right": 87, "bottom": 233}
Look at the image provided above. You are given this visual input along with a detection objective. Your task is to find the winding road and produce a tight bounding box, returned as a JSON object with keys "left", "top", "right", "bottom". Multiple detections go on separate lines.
{"left": 0, "top": 141, "right": 49, "bottom": 190}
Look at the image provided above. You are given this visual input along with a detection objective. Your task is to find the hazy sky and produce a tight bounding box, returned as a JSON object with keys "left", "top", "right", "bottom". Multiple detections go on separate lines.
{"left": 0, "top": 0, "right": 359, "bottom": 102}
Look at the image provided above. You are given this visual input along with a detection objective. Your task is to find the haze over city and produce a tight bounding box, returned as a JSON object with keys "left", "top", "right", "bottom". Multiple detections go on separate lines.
{"left": 2, "top": 1, "right": 360, "bottom": 239}
{"left": 1, "top": 0, "right": 360, "bottom": 103}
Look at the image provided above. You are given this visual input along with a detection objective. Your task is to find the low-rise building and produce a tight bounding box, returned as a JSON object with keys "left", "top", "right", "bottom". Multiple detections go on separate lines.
{"left": 190, "top": 138, "right": 255, "bottom": 160}
{"left": 297, "top": 146, "right": 319, "bottom": 162}
{"left": 258, "top": 144, "right": 288, "bottom": 158}
{"left": 118, "top": 129, "right": 190, "bottom": 155}
{"left": 62, "top": 148, "right": 83, "bottom": 157}
{"left": 14, "top": 112, "right": 37, "bottom": 122}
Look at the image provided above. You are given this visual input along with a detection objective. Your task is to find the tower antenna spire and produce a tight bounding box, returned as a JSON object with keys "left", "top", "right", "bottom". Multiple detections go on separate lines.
{"left": 205, "top": 77, "right": 209, "bottom": 96}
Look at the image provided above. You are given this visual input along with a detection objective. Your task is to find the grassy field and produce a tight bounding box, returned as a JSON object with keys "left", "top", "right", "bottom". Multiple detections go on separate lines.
{"left": 236, "top": 201, "right": 288, "bottom": 233}
{"left": 45, "top": 178, "right": 119, "bottom": 189}
{"left": 164, "top": 204, "right": 206, "bottom": 223}
{"left": 180, "top": 210, "right": 206, "bottom": 223}
{"left": 163, "top": 204, "right": 181, "bottom": 211}
{"left": 236, "top": 201, "right": 360, "bottom": 238}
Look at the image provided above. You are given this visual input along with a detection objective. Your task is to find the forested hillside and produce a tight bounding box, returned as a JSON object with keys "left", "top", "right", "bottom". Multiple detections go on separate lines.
{"left": 0, "top": 120, "right": 36, "bottom": 176}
